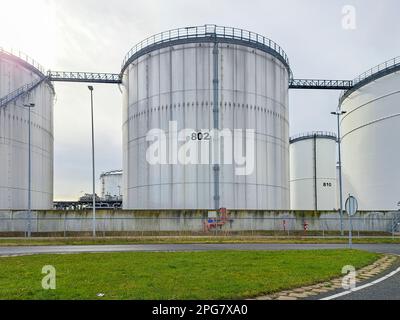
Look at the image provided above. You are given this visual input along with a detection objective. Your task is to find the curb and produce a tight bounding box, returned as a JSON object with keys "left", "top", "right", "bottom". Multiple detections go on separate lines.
{"left": 251, "top": 254, "right": 399, "bottom": 300}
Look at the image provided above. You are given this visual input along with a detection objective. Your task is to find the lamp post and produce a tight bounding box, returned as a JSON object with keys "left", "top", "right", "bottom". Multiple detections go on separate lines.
{"left": 88, "top": 86, "right": 96, "bottom": 237}
{"left": 23, "top": 103, "right": 35, "bottom": 238}
{"left": 331, "top": 110, "right": 347, "bottom": 236}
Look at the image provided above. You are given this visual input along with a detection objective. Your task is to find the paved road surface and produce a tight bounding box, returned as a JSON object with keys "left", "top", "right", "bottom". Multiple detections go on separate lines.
{"left": 1, "top": 243, "right": 399, "bottom": 300}
{"left": 333, "top": 271, "right": 400, "bottom": 300}
{"left": 0, "top": 243, "right": 399, "bottom": 256}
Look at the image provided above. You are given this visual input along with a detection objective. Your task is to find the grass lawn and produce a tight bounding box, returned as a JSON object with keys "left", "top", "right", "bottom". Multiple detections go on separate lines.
{"left": 0, "top": 236, "right": 399, "bottom": 246}
{"left": 0, "top": 250, "right": 379, "bottom": 300}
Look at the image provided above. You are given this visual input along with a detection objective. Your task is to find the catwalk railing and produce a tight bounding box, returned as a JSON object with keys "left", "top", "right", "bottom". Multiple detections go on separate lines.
{"left": 48, "top": 71, "right": 122, "bottom": 84}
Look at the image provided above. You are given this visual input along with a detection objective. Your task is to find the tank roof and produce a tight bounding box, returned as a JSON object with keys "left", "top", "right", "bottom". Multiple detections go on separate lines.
{"left": 0, "top": 47, "right": 46, "bottom": 77}
{"left": 290, "top": 131, "right": 337, "bottom": 144}
{"left": 121, "top": 24, "right": 291, "bottom": 78}
{"left": 340, "top": 56, "right": 400, "bottom": 105}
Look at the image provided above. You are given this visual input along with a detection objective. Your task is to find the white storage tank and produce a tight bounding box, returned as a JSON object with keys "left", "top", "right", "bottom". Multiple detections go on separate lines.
{"left": 121, "top": 25, "right": 291, "bottom": 210}
{"left": 290, "top": 132, "right": 337, "bottom": 211}
{"left": 340, "top": 57, "right": 400, "bottom": 210}
{"left": 0, "top": 49, "right": 54, "bottom": 210}
{"left": 100, "top": 170, "right": 123, "bottom": 200}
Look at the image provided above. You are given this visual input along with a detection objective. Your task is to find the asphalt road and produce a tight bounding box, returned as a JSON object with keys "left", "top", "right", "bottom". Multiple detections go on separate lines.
{"left": 333, "top": 271, "right": 400, "bottom": 300}
{"left": 0, "top": 243, "right": 356, "bottom": 256}
{"left": 1, "top": 243, "right": 399, "bottom": 300}
{"left": 0, "top": 243, "right": 399, "bottom": 256}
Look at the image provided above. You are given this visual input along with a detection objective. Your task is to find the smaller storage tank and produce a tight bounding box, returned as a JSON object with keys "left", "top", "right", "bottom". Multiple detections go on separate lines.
{"left": 290, "top": 132, "right": 337, "bottom": 211}
{"left": 100, "top": 170, "right": 123, "bottom": 201}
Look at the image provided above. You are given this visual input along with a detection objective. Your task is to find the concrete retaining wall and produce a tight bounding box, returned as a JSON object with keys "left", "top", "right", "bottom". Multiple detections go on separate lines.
{"left": 0, "top": 210, "right": 398, "bottom": 235}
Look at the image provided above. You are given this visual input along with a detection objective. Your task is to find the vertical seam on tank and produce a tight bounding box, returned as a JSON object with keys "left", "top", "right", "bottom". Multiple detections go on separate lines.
{"left": 212, "top": 40, "right": 220, "bottom": 210}
{"left": 255, "top": 48, "right": 258, "bottom": 209}
{"left": 265, "top": 52, "right": 269, "bottom": 209}
{"left": 233, "top": 45, "right": 237, "bottom": 209}
{"left": 158, "top": 49, "right": 162, "bottom": 208}
{"left": 183, "top": 46, "right": 186, "bottom": 209}
{"left": 283, "top": 66, "right": 287, "bottom": 208}
{"left": 195, "top": 44, "right": 199, "bottom": 209}
{"left": 136, "top": 60, "right": 139, "bottom": 207}
{"left": 220, "top": 45, "right": 224, "bottom": 208}
{"left": 313, "top": 134, "right": 318, "bottom": 211}
{"left": 169, "top": 47, "right": 173, "bottom": 209}
{"left": 242, "top": 47, "right": 247, "bottom": 209}
{"left": 273, "top": 58, "right": 277, "bottom": 208}
{"left": 146, "top": 57, "right": 150, "bottom": 208}
{"left": 210, "top": 43, "right": 212, "bottom": 209}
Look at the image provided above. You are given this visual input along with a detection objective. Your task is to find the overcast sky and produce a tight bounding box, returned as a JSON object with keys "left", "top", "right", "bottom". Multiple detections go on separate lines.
{"left": 1, "top": 0, "right": 399, "bottom": 200}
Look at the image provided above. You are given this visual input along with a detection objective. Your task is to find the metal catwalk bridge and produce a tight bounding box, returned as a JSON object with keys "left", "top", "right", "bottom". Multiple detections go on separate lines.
{"left": 0, "top": 71, "right": 354, "bottom": 109}
{"left": 47, "top": 71, "right": 354, "bottom": 90}
{"left": 289, "top": 79, "right": 353, "bottom": 90}
{"left": 48, "top": 71, "right": 122, "bottom": 84}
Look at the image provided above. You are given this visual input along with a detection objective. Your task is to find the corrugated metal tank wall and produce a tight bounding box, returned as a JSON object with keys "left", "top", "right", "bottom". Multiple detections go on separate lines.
{"left": 290, "top": 133, "right": 337, "bottom": 211}
{"left": 122, "top": 27, "right": 290, "bottom": 210}
{"left": 218, "top": 43, "right": 290, "bottom": 210}
{"left": 341, "top": 67, "right": 400, "bottom": 211}
{"left": 0, "top": 52, "right": 54, "bottom": 210}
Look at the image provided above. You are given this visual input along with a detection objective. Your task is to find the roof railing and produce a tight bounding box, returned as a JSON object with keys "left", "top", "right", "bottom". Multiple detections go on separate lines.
{"left": 290, "top": 131, "right": 337, "bottom": 143}
{"left": 340, "top": 56, "right": 400, "bottom": 103}
{"left": 352, "top": 56, "right": 400, "bottom": 86}
{"left": 0, "top": 47, "right": 46, "bottom": 75}
{"left": 121, "top": 24, "right": 290, "bottom": 73}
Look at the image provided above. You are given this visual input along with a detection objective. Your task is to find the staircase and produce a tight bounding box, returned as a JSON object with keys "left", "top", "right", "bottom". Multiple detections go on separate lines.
{"left": 0, "top": 76, "right": 48, "bottom": 108}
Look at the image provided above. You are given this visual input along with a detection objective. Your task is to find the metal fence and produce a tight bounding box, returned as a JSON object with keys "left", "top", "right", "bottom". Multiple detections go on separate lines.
{"left": 0, "top": 213, "right": 399, "bottom": 237}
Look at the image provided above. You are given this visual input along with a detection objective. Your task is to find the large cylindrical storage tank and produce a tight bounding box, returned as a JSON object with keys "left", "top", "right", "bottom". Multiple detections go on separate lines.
{"left": 0, "top": 49, "right": 54, "bottom": 210}
{"left": 100, "top": 170, "right": 123, "bottom": 200}
{"left": 340, "top": 57, "right": 400, "bottom": 210}
{"left": 290, "top": 132, "right": 337, "bottom": 211}
{"left": 121, "top": 25, "right": 291, "bottom": 210}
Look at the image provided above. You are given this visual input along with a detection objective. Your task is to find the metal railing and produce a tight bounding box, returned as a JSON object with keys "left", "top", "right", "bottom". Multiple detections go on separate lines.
{"left": 340, "top": 56, "right": 400, "bottom": 103}
{"left": 352, "top": 56, "right": 400, "bottom": 86}
{"left": 48, "top": 71, "right": 122, "bottom": 84}
{"left": 0, "top": 47, "right": 46, "bottom": 75}
{"left": 289, "top": 79, "right": 353, "bottom": 90}
{"left": 121, "top": 24, "right": 290, "bottom": 73}
{"left": 290, "top": 131, "right": 337, "bottom": 143}
{"left": 0, "top": 76, "right": 48, "bottom": 108}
